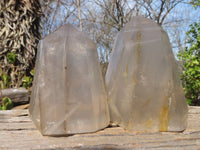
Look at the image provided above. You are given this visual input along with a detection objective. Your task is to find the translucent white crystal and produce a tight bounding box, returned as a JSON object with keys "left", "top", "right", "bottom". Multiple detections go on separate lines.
{"left": 106, "top": 16, "right": 188, "bottom": 132}
{"left": 29, "top": 23, "right": 110, "bottom": 136}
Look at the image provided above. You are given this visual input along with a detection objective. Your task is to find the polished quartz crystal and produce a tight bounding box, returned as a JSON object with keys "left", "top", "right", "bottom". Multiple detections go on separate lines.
{"left": 106, "top": 16, "right": 188, "bottom": 132}
{"left": 29, "top": 23, "right": 110, "bottom": 136}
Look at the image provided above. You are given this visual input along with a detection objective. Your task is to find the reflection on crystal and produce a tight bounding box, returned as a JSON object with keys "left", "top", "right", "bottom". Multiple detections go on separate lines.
{"left": 29, "top": 23, "right": 110, "bottom": 136}
{"left": 106, "top": 16, "right": 188, "bottom": 132}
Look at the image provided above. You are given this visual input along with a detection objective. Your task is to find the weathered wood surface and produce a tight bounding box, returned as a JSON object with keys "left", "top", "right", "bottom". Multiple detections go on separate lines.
{"left": 0, "top": 106, "right": 200, "bottom": 150}
{"left": 0, "top": 88, "right": 29, "bottom": 105}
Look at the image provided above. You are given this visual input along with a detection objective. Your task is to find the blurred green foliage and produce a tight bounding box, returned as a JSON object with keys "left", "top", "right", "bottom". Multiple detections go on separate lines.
{"left": 7, "top": 52, "right": 16, "bottom": 64}
{"left": 178, "top": 20, "right": 200, "bottom": 105}
{"left": 22, "top": 75, "right": 33, "bottom": 89}
{"left": 0, "top": 74, "right": 11, "bottom": 89}
{"left": 0, "top": 97, "right": 13, "bottom": 110}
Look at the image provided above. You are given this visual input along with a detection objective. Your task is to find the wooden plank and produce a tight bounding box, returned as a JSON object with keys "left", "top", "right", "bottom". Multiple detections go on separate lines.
{"left": 0, "top": 106, "right": 199, "bottom": 150}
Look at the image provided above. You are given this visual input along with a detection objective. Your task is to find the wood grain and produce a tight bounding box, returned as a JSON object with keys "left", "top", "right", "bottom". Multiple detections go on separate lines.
{"left": 0, "top": 106, "right": 200, "bottom": 150}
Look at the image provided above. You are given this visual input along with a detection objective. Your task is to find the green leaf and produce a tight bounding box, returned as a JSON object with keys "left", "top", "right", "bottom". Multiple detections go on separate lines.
{"left": 22, "top": 76, "right": 33, "bottom": 89}
{"left": 2, "top": 106, "right": 6, "bottom": 110}
{"left": 7, "top": 52, "right": 16, "bottom": 64}
{"left": 22, "top": 82, "right": 28, "bottom": 89}
{"left": 3, "top": 97, "right": 13, "bottom": 110}
{"left": 187, "top": 99, "right": 192, "bottom": 105}
{"left": 30, "top": 69, "right": 34, "bottom": 76}
{"left": 192, "top": 59, "right": 199, "bottom": 65}
{"left": 1, "top": 74, "right": 11, "bottom": 88}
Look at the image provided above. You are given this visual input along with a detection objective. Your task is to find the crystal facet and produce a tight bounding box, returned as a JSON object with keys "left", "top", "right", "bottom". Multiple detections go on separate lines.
{"left": 105, "top": 16, "right": 188, "bottom": 132}
{"left": 29, "top": 23, "right": 110, "bottom": 136}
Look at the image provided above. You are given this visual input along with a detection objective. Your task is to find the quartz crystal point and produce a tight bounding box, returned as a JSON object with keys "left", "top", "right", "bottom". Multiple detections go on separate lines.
{"left": 105, "top": 16, "right": 188, "bottom": 132}
{"left": 29, "top": 23, "right": 110, "bottom": 136}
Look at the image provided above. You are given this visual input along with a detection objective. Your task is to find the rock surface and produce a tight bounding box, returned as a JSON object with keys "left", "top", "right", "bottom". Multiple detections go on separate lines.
{"left": 0, "top": 88, "right": 29, "bottom": 105}
{"left": 105, "top": 16, "right": 188, "bottom": 132}
{"left": 29, "top": 23, "right": 110, "bottom": 136}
